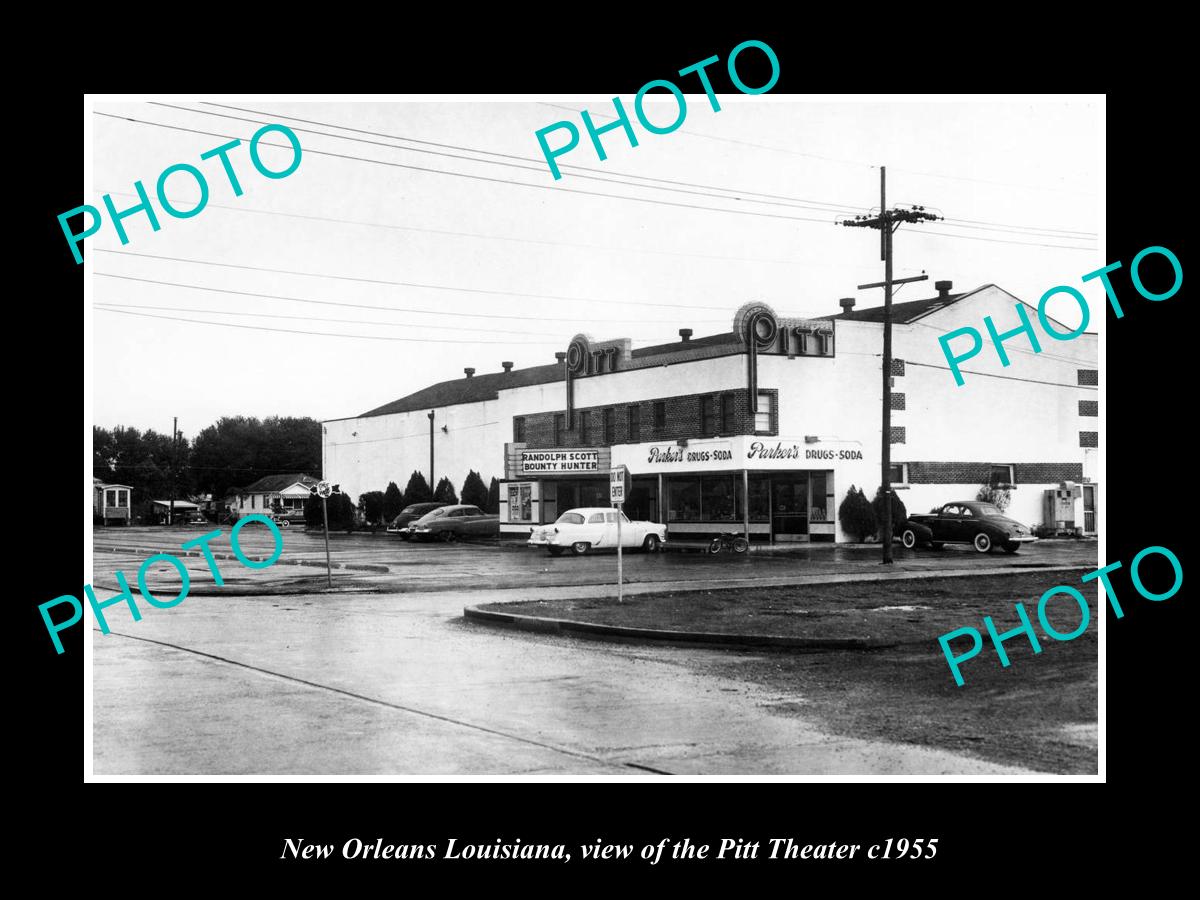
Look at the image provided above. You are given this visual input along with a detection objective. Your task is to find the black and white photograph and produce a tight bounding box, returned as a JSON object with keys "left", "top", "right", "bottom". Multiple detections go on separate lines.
{"left": 80, "top": 90, "right": 1106, "bottom": 779}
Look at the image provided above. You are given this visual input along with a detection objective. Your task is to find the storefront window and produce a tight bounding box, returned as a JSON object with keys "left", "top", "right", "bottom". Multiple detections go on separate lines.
{"left": 701, "top": 475, "right": 742, "bottom": 522}
{"left": 507, "top": 483, "right": 533, "bottom": 523}
{"left": 577, "top": 480, "right": 609, "bottom": 509}
{"left": 810, "top": 472, "right": 830, "bottom": 522}
{"left": 748, "top": 476, "right": 770, "bottom": 522}
{"left": 668, "top": 478, "right": 701, "bottom": 522}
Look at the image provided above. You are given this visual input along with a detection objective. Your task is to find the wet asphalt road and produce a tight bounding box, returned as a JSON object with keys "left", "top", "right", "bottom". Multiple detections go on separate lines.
{"left": 89, "top": 527, "right": 1097, "bottom": 776}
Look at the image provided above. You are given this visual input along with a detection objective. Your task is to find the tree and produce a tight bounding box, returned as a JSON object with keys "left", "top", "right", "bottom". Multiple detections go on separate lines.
{"left": 460, "top": 470, "right": 489, "bottom": 509}
{"left": 403, "top": 470, "right": 432, "bottom": 505}
{"left": 977, "top": 484, "right": 1012, "bottom": 512}
{"left": 190, "top": 415, "right": 321, "bottom": 500}
{"left": 433, "top": 476, "right": 459, "bottom": 505}
{"left": 93, "top": 424, "right": 195, "bottom": 520}
{"left": 486, "top": 477, "right": 500, "bottom": 515}
{"left": 383, "top": 481, "right": 404, "bottom": 521}
{"left": 838, "top": 485, "right": 876, "bottom": 542}
{"left": 872, "top": 487, "right": 909, "bottom": 540}
{"left": 359, "top": 491, "right": 385, "bottom": 525}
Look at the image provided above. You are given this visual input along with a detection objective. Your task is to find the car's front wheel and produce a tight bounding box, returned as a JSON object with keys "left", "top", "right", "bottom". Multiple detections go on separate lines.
{"left": 643, "top": 534, "right": 661, "bottom": 553}
{"left": 440, "top": 530, "right": 458, "bottom": 543}
{"left": 1002, "top": 541, "right": 1021, "bottom": 554}
{"left": 277, "top": 520, "right": 289, "bottom": 528}
{"left": 901, "top": 528, "right": 917, "bottom": 549}
{"left": 571, "top": 542, "right": 590, "bottom": 555}
{"left": 973, "top": 532, "right": 993, "bottom": 553}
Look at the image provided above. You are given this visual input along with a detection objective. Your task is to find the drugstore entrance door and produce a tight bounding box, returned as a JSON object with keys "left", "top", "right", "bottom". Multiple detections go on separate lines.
{"left": 772, "top": 475, "right": 809, "bottom": 541}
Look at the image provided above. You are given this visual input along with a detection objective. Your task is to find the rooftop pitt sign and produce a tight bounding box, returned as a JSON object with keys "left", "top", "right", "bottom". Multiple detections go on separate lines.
{"left": 520, "top": 449, "right": 601, "bottom": 475}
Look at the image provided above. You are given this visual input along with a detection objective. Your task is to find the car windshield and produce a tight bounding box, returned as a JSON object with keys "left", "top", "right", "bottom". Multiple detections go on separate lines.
{"left": 974, "top": 503, "right": 1002, "bottom": 516}
{"left": 556, "top": 513, "right": 586, "bottom": 525}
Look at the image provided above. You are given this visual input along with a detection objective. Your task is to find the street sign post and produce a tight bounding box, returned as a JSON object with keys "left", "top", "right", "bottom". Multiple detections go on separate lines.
{"left": 611, "top": 466, "right": 630, "bottom": 603}
{"left": 312, "top": 480, "right": 338, "bottom": 588}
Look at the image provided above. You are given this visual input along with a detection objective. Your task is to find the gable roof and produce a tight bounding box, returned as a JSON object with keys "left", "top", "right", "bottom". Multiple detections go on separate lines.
{"left": 241, "top": 473, "right": 318, "bottom": 493}
{"left": 356, "top": 332, "right": 747, "bottom": 419}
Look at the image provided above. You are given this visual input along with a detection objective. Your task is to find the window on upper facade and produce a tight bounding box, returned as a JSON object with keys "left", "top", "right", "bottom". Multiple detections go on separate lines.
{"left": 754, "top": 392, "right": 773, "bottom": 432}
{"left": 602, "top": 408, "right": 614, "bottom": 443}
{"left": 989, "top": 464, "right": 1015, "bottom": 487}
{"left": 514, "top": 417, "right": 526, "bottom": 443}
{"left": 888, "top": 463, "right": 908, "bottom": 484}
{"left": 553, "top": 414, "right": 565, "bottom": 446}
{"left": 721, "top": 394, "right": 736, "bottom": 432}
{"left": 627, "top": 406, "right": 640, "bottom": 442}
{"left": 653, "top": 401, "right": 666, "bottom": 431}
{"left": 579, "top": 410, "right": 589, "bottom": 442}
{"left": 701, "top": 396, "right": 718, "bottom": 435}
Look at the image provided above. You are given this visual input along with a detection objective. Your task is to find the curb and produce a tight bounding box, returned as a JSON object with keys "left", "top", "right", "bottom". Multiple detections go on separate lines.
{"left": 463, "top": 605, "right": 893, "bottom": 650}
{"left": 95, "top": 546, "right": 390, "bottom": 574}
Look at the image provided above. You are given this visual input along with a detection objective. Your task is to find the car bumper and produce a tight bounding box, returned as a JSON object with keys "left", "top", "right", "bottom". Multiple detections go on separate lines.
{"left": 1005, "top": 535, "right": 1039, "bottom": 543}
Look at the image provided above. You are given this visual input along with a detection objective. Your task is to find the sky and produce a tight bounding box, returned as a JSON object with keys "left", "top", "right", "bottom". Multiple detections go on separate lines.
{"left": 89, "top": 96, "right": 1102, "bottom": 440}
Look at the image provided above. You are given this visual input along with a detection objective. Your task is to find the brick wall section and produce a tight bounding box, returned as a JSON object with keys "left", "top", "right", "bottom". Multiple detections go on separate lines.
{"left": 520, "top": 388, "right": 778, "bottom": 448}
{"left": 1080, "top": 431, "right": 1098, "bottom": 448}
{"left": 1078, "top": 369, "right": 1098, "bottom": 386}
{"left": 891, "top": 359, "right": 906, "bottom": 376}
{"left": 1078, "top": 400, "right": 1098, "bottom": 417}
{"left": 890, "top": 392, "right": 906, "bottom": 410}
{"left": 907, "top": 462, "right": 1083, "bottom": 483}
{"left": 889, "top": 426, "right": 906, "bottom": 444}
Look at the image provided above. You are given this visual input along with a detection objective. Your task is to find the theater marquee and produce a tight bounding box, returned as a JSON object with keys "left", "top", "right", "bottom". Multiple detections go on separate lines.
{"left": 519, "top": 449, "right": 601, "bottom": 475}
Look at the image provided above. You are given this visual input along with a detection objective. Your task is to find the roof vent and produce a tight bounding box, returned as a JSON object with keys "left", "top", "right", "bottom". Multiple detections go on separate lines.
{"left": 839, "top": 297, "right": 855, "bottom": 313}
{"left": 463, "top": 367, "right": 475, "bottom": 378}
{"left": 502, "top": 361, "right": 513, "bottom": 373}
{"left": 935, "top": 280, "right": 953, "bottom": 298}
{"left": 679, "top": 328, "right": 693, "bottom": 342}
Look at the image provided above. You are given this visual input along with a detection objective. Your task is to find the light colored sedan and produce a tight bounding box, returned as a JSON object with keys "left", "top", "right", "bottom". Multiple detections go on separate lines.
{"left": 528, "top": 507, "right": 667, "bottom": 556}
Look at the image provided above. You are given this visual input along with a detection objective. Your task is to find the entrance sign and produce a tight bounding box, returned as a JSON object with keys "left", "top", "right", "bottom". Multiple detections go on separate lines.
{"left": 610, "top": 465, "right": 630, "bottom": 603}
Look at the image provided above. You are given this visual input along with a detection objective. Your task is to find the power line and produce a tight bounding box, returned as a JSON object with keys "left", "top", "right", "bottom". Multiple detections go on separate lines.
{"left": 542, "top": 103, "right": 1097, "bottom": 197}
{"left": 198, "top": 102, "right": 1098, "bottom": 238}
{"left": 96, "top": 307, "right": 566, "bottom": 344}
{"left": 95, "top": 272, "right": 735, "bottom": 326}
{"left": 98, "top": 187, "right": 851, "bottom": 269}
{"left": 95, "top": 113, "right": 1099, "bottom": 252}
{"left": 93, "top": 112, "right": 840, "bottom": 225}
{"left": 903, "top": 358, "right": 1097, "bottom": 390}
{"left": 95, "top": 249, "right": 827, "bottom": 314}
{"left": 94, "top": 301, "right": 678, "bottom": 341}
{"left": 153, "top": 102, "right": 869, "bottom": 217}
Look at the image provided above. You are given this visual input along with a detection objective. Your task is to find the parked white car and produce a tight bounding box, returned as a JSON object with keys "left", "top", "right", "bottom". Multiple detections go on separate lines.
{"left": 528, "top": 507, "right": 667, "bottom": 556}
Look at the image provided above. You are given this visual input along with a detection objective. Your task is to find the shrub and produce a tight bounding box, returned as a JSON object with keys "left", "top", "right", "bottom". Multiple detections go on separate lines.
{"left": 433, "top": 476, "right": 458, "bottom": 505}
{"left": 838, "top": 485, "right": 876, "bottom": 542}
{"left": 383, "top": 481, "right": 404, "bottom": 521}
{"left": 305, "top": 492, "right": 355, "bottom": 529}
{"left": 403, "top": 471, "right": 432, "bottom": 505}
{"left": 359, "top": 490, "right": 385, "bottom": 525}
{"left": 872, "top": 487, "right": 909, "bottom": 539}
{"left": 460, "top": 470, "right": 489, "bottom": 509}
{"left": 977, "top": 484, "right": 1012, "bottom": 512}
{"left": 486, "top": 477, "right": 500, "bottom": 515}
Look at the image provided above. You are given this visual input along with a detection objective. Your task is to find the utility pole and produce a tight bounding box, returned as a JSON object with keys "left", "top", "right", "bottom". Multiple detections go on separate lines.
{"left": 841, "top": 167, "right": 940, "bottom": 564}
{"left": 169, "top": 415, "right": 178, "bottom": 526}
{"left": 427, "top": 410, "right": 436, "bottom": 499}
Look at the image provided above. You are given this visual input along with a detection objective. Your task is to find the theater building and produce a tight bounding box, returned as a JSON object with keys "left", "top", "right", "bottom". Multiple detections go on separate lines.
{"left": 323, "top": 281, "right": 1099, "bottom": 543}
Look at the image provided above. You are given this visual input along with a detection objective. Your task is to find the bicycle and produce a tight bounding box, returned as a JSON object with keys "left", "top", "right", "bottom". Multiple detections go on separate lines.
{"left": 708, "top": 532, "right": 750, "bottom": 555}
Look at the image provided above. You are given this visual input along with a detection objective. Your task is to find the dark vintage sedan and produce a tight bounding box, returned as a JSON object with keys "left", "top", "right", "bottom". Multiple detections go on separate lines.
{"left": 904, "top": 501, "right": 1038, "bottom": 554}
{"left": 405, "top": 504, "right": 499, "bottom": 542}
{"left": 387, "top": 502, "right": 445, "bottom": 538}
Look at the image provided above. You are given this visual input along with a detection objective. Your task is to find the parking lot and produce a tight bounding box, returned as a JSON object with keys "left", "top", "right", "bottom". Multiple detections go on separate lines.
{"left": 93, "top": 525, "right": 1099, "bottom": 594}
